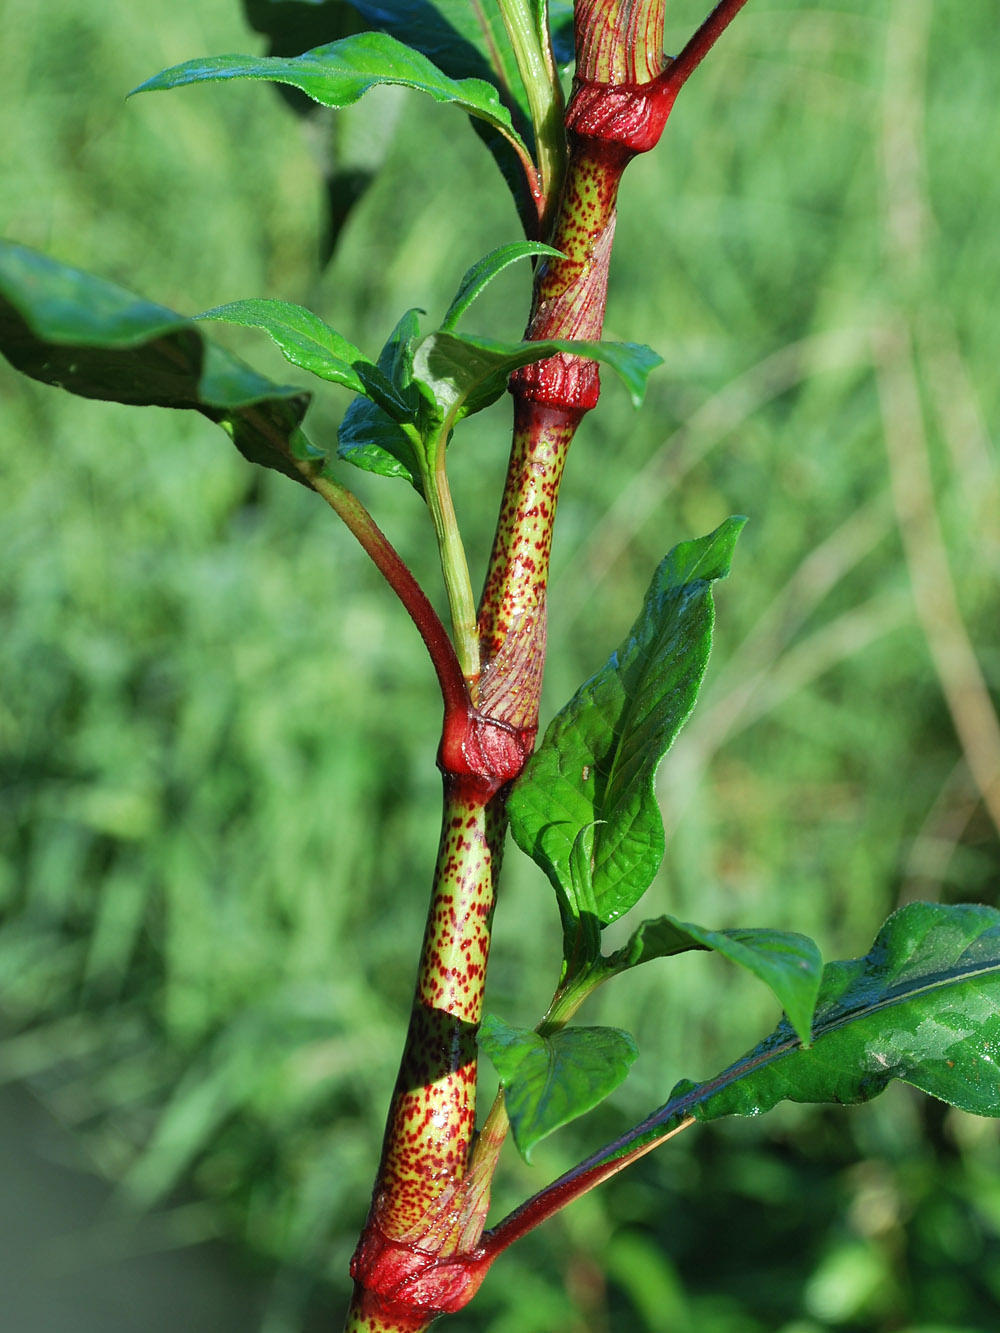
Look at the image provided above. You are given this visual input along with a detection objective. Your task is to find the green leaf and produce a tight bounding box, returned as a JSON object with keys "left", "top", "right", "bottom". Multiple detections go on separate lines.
{"left": 441, "top": 242, "right": 563, "bottom": 332}
{"left": 564, "top": 824, "right": 603, "bottom": 974}
{"left": 411, "top": 330, "right": 662, "bottom": 424}
{"left": 337, "top": 398, "right": 423, "bottom": 489}
{"left": 196, "top": 298, "right": 408, "bottom": 416}
{"left": 131, "top": 32, "right": 534, "bottom": 178}
{"left": 616, "top": 903, "right": 1000, "bottom": 1159}
{"left": 508, "top": 518, "right": 745, "bottom": 930}
{"left": 610, "top": 916, "right": 823, "bottom": 1046}
{"left": 0, "top": 241, "right": 311, "bottom": 486}
{"left": 336, "top": 307, "right": 425, "bottom": 490}
{"left": 479, "top": 1014, "right": 638, "bottom": 1161}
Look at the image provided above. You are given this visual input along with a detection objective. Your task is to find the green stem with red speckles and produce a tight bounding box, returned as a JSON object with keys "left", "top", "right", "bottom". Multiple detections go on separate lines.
{"left": 344, "top": 3, "right": 753, "bottom": 1328}
{"left": 346, "top": 781, "right": 507, "bottom": 1331}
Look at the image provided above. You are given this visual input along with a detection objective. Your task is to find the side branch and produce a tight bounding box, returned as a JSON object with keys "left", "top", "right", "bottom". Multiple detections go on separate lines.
{"left": 482, "top": 1116, "right": 695, "bottom": 1259}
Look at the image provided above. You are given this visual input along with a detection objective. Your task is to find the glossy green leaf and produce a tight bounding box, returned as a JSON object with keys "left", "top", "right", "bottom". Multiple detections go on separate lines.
{"left": 336, "top": 307, "right": 425, "bottom": 490}
{"left": 508, "top": 518, "right": 745, "bottom": 929}
{"left": 0, "top": 241, "right": 311, "bottom": 486}
{"left": 411, "top": 330, "right": 662, "bottom": 424}
{"left": 601, "top": 903, "right": 1000, "bottom": 1168}
{"left": 131, "top": 32, "right": 533, "bottom": 176}
{"left": 196, "top": 298, "right": 407, "bottom": 415}
{"left": 479, "top": 1014, "right": 638, "bottom": 1161}
{"left": 441, "top": 242, "right": 563, "bottom": 332}
{"left": 609, "top": 916, "right": 823, "bottom": 1046}
{"left": 337, "top": 398, "right": 423, "bottom": 488}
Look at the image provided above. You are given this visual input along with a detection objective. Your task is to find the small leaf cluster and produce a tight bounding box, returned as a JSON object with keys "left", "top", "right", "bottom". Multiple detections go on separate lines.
{"left": 481, "top": 519, "right": 831, "bottom": 1159}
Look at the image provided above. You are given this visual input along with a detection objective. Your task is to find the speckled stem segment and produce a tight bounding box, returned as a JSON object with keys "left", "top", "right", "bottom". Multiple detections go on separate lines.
{"left": 347, "top": 784, "right": 506, "bottom": 1326}
{"left": 475, "top": 398, "right": 579, "bottom": 726}
{"left": 482, "top": 51, "right": 676, "bottom": 709}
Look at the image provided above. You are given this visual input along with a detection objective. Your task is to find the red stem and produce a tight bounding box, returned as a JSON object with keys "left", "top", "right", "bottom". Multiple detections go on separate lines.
{"left": 481, "top": 1116, "right": 694, "bottom": 1260}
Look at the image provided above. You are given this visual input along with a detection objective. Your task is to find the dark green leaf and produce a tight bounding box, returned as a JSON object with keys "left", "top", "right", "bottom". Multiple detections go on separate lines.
{"left": 196, "top": 298, "right": 408, "bottom": 416}
{"left": 606, "top": 903, "right": 1000, "bottom": 1165}
{"left": 441, "top": 242, "right": 563, "bottom": 332}
{"left": 411, "top": 330, "right": 662, "bottom": 423}
{"left": 337, "top": 397, "right": 423, "bottom": 489}
{"left": 508, "top": 519, "right": 745, "bottom": 929}
{"left": 610, "top": 916, "right": 823, "bottom": 1046}
{"left": 336, "top": 307, "right": 425, "bottom": 489}
{"left": 0, "top": 241, "right": 311, "bottom": 486}
{"left": 131, "top": 32, "right": 533, "bottom": 176}
{"left": 479, "top": 1014, "right": 638, "bottom": 1161}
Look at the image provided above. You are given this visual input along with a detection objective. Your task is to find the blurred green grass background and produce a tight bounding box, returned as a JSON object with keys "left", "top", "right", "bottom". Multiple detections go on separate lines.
{"left": 1, "top": 0, "right": 998, "bottom": 1329}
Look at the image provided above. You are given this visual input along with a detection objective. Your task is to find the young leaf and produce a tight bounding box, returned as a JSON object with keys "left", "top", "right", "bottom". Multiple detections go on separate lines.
{"left": 336, "top": 307, "right": 426, "bottom": 490}
{"left": 508, "top": 518, "right": 745, "bottom": 930}
{"left": 609, "top": 916, "right": 823, "bottom": 1046}
{"left": 411, "top": 330, "right": 662, "bottom": 424}
{"left": 441, "top": 242, "right": 564, "bottom": 332}
{"left": 195, "top": 298, "right": 408, "bottom": 417}
{"left": 337, "top": 397, "right": 424, "bottom": 489}
{"left": 612, "top": 902, "right": 1000, "bottom": 1161}
{"left": 0, "top": 241, "right": 310, "bottom": 486}
{"left": 131, "top": 32, "right": 535, "bottom": 183}
{"left": 479, "top": 1014, "right": 638, "bottom": 1161}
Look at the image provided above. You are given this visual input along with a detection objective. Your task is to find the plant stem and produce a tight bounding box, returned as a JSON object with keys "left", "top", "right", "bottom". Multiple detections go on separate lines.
{"left": 482, "top": 1116, "right": 695, "bottom": 1259}
{"left": 498, "top": 0, "right": 567, "bottom": 230}
{"left": 424, "top": 434, "right": 481, "bottom": 684}
{"left": 575, "top": 0, "right": 666, "bottom": 83}
{"left": 284, "top": 448, "right": 470, "bottom": 724}
{"left": 475, "top": 398, "right": 581, "bottom": 722}
{"left": 347, "top": 784, "right": 507, "bottom": 1325}
{"left": 346, "top": 1, "right": 755, "bottom": 1322}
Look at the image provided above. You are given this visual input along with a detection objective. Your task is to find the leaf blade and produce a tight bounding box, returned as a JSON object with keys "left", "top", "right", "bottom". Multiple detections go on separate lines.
{"left": 345, "top": 0, "right": 532, "bottom": 131}
{"left": 508, "top": 519, "right": 745, "bottom": 930}
{"left": 612, "top": 916, "right": 823, "bottom": 1046}
{"left": 131, "top": 32, "right": 533, "bottom": 174}
{"left": 609, "top": 903, "right": 1000, "bottom": 1166}
{"left": 441, "top": 241, "right": 563, "bottom": 332}
{"left": 195, "top": 298, "right": 407, "bottom": 416}
{"left": 0, "top": 241, "right": 311, "bottom": 486}
{"left": 479, "top": 1015, "right": 638, "bottom": 1161}
{"left": 336, "top": 306, "right": 426, "bottom": 490}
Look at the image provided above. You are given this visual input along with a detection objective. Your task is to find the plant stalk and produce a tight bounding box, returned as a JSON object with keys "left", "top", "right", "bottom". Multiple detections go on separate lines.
{"left": 346, "top": 1, "right": 754, "bottom": 1324}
